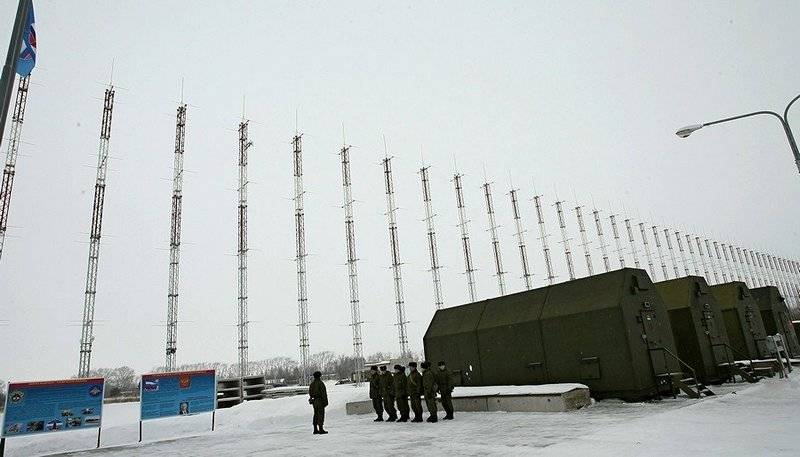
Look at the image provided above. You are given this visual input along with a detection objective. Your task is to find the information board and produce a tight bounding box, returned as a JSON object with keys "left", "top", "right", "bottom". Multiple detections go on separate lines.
{"left": 2, "top": 378, "right": 105, "bottom": 438}
{"left": 139, "top": 369, "right": 215, "bottom": 421}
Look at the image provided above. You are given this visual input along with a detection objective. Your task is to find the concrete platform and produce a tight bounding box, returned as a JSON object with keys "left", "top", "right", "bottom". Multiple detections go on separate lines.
{"left": 345, "top": 384, "right": 590, "bottom": 415}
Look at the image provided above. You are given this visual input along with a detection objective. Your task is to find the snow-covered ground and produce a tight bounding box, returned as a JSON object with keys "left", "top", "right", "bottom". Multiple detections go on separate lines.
{"left": 3, "top": 372, "right": 799, "bottom": 456}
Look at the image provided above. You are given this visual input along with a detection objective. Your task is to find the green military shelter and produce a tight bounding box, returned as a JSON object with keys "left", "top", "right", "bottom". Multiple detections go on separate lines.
{"left": 424, "top": 268, "right": 681, "bottom": 401}
{"left": 655, "top": 276, "right": 732, "bottom": 384}
{"left": 751, "top": 286, "right": 800, "bottom": 356}
{"left": 709, "top": 282, "right": 768, "bottom": 360}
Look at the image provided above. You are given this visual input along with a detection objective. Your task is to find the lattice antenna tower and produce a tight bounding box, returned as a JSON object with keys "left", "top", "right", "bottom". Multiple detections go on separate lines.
{"left": 293, "top": 131, "right": 311, "bottom": 385}
{"left": 509, "top": 187, "right": 533, "bottom": 289}
{"left": 608, "top": 213, "right": 626, "bottom": 269}
{"left": 453, "top": 172, "right": 478, "bottom": 301}
{"left": 78, "top": 86, "right": 115, "bottom": 378}
{"left": 771, "top": 254, "right": 790, "bottom": 302}
{"left": 674, "top": 231, "right": 691, "bottom": 277}
{"left": 701, "top": 238, "right": 718, "bottom": 283}
{"left": 236, "top": 119, "right": 252, "bottom": 377}
{"left": 0, "top": 75, "right": 30, "bottom": 261}
{"left": 533, "top": 192, "right": 555, "bottom": 284}
{"left": 482, "top": 181, "right": 507, "bottom": 294}
{"left": 382, "top": 153, "right": 409, "bottom": 356}
{"left": 164, "top": 102, "right": 186, "bottom": 371}
{"left": 710, "top": 240, "right": 726, "bottom": 283}
{"left": 573, "top": 203, "right": 594, "bottom": 276}
{"left": 684, "top": 233, "right": 700, "bottom": 276}
{"left": 623, "top": 216, "right": 640, "bottom": 269}
{"left": 755, "top": 251, "right": 771, "bottom": 287}
{"left": 664, "top": 228, "right": 680, "bottom": 279}
{"left": 637, "top": 222, "right": 656, "bottom": 279}
{"left": 420, "top": 165, "right": 444, "bottom": 308}
{"left": 651, "top": 225, "right": 669, "bottom": 280}
{"left": 591, "top": 206, "right": 611, "bottom": 273}
{"left": 339, "top": 142, "right": 364, "bottom": 381}
{"left": 554, "top": 199, "right": 575, "bottom": 280}
{"left": 720, "top": 242, "right": 738, "bottom": 281}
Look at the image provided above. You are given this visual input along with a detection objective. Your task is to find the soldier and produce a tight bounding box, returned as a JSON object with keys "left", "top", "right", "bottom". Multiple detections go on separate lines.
{"left": 436, "top": 361, "right": 454, "bottom": 420}
{"left": 392, "top": 364, "right": 410, "bottom": 422}
{"left": 369, "top": 365, "right": 384, "bottom": 422}
{"left": 421, "top": 361, "right": 438, "bottom": 423}
{"left": 308, "top": 371, "right": 329, "bottom": 434}
{"left": 378, "top": 365, "right": 397, "bottom": 421}
{"left": 407, "top": 361, "right": 424, "bottom": 422}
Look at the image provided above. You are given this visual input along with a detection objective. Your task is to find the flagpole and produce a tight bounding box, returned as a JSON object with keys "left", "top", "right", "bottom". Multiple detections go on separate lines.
{"left": 0, "top": 0, "right": 31, "bottom": 148}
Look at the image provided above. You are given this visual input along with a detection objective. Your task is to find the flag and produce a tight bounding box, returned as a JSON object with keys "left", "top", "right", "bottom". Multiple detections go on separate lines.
{"left": 16, "top": 2, "right": 36, "bottom": 77}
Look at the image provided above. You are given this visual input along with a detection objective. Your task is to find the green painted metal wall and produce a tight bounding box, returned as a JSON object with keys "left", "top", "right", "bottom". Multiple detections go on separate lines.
{"left": 751, "top": 286, "right": 800, "bottom": 357}
{"left": 710, "top": 282, "right": 768, "bottom": 359}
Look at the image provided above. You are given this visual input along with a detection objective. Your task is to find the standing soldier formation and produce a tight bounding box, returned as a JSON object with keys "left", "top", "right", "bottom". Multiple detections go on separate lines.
{"left": 366, "top": 360, "right": 455, "bottom": 424}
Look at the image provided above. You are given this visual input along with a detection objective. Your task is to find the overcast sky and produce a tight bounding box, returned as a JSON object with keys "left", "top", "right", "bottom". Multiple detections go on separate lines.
{"left": 1, "top": 0, "right": 799, "bottom": 381}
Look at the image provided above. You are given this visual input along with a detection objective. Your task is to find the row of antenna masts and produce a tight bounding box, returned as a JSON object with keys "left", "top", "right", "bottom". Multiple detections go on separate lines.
{"left": 5, "top": 78, "right": 800, "bottom": 376}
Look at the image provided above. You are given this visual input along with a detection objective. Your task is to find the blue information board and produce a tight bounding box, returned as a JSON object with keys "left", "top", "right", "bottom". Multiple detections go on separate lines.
{"left": 140, "top": 370, "right": 216, "bottom": 421}
{"left": 2, "top": 378, "right": 105, "bottom": 438}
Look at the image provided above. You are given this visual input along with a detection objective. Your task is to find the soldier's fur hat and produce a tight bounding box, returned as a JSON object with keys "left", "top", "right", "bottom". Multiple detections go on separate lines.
{"left": 370, "top": 365, "right": 378, "bottom": 371}
{"left": 313, "top": 371, "right": 322, "bottom": 378}
{"left": 408, "top": 361, "right": 418, "bottom": 368}
{"left": 393, "top": 364, "right": 403, "bottom": 370}
{"left": 379, "top": 365, "right": 387, "bottom": 371}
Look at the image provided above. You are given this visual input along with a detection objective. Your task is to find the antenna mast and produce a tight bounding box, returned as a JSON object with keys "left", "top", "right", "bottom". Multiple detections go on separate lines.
{"left": 340, "top": 144, "right": 364, "bottom": 381}
{"left": 420, "top": 166, "right": 444, "bottom": 309}
{"left": 591, "top": 207, "right": 611, "bottom": 273}
{"left": 685, "top": 234, "right": 700, "bottom": 276}
{"left": 664, "top": 228, "right": 680, "bottom": 278}
{"left": 624, "top": 217, "right": 640, "bottom": 269}
{"left": 695, "top": 236, "right": 709, "bottom": 280}
{"left": 534, "top": 193, "right": 555, "bottom": 284}
{"left": 706, "top": 240, "right": 733, "bottom": 282}
{"left": 78, "top": 86, "right": 115, "bottom": 378}
{"left": 382, "top": 155, "right": 409, "bottom": 356}
{"left": 236, "top": 120, "right": 251, "bottom": 377}
{"left": 735, "top": 246, "right": 753, "bottom": 287}
{"left": 638, "top": 222, "right": 656, "bottom": 280}
{"left": 0, "top": 76, "right": 30, "bottom": 261}
{"left": 293, "top": 132, "right": 311, "bottom": 385}
{"left": 675, "top": 231, "right": 691, "bottom": 277}
{"left": 651, "top": 226, "right": 669, "bottom": 280}
{"left": 510, "top": 188, "right": 533, "bottom": 289}
{"left": 164, "top": 103, "right": 186, "bottom": 371}
{"left": 574, "top": 204, "right": 594, "bottom": 276}
{"left": 483, "top": 181, "right": 507, "bottom": 294}
{"left": 453, "top": 173, "right": 477, "bottom": 301}
{"left": 609, "top": 214, "right": 626, "bottom": 269}
{"left": 555, "top": 199, "right": 575, "bottom": 280}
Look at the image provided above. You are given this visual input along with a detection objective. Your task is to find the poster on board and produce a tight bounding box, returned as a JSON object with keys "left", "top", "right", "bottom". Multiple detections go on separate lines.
{"left": 139, "top": 369, "right": 215, "bottom": 421}
{"left": 2, "top": 377, "right": 105, "bottom": 438}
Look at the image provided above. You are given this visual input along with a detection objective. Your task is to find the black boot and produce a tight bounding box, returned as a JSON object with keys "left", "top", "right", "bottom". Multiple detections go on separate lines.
{"left": 426, "top": 415, "right": 438, "bottom": 423}
{"left": 318, "top": 427, "right": 328, "bottom": 434}
{"left": 411, "top": 416, "right": 423, "bottom": 423}
{"left": 374, "top": 415, "right": 384, "bottom": 422}
{"left": 443, "top": 414, "right": 454, "bottom": 420}
{"left": 313, "top": 425, "right": 320, "bottom": 434}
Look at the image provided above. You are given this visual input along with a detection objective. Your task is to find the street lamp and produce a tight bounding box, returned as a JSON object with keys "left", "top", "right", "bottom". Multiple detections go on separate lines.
{"left": 676, "top": 94, "right": 800, "bottom": 174}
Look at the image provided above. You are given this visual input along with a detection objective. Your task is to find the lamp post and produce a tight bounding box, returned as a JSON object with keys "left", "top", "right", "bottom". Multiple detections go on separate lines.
{"left": 676, "top": 94, "right": 800, "bottom": 174}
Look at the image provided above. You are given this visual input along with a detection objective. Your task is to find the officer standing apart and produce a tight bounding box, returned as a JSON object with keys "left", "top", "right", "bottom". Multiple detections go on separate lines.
{"left": 379, "top": 365, "right": 398, "bottom": 421}
{"left": 407, "top": 362, "right": 424, "bottom": 422}
{"left": 436, "top": 361, "right": 454, "bottom": 420}
{"left": 369, "top": 366, "right": 384, "bottom": 422}
{"left": 392, "top": 364, "right": 410, "bottom": 422}
{"left": 421, "top": 361, "right": 438, "bottom": 423}
{"left": 308, "top": 371, "right": 329, "bottom": 434}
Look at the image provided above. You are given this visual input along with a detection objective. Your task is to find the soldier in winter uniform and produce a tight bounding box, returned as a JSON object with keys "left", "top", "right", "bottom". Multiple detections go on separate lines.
{"left": 378, "top": 365, "right": 397, "bottom": 421}
{"left": 369, "top": 365, "right": 384, "bottom": 421}
{"left": 308, "top": 371, "right": 329, "bottom": 434}
{"left": 392, "top": 364, "right": 410, "bottom": 422}
{"left": 436, "top": 361, "right": 454, "bottom": 420}
{"left": 407, "top": 361, "right": 424, "bottom": 422}
{"left": 421, "top": 361, "right": 438, "bottom": 423}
